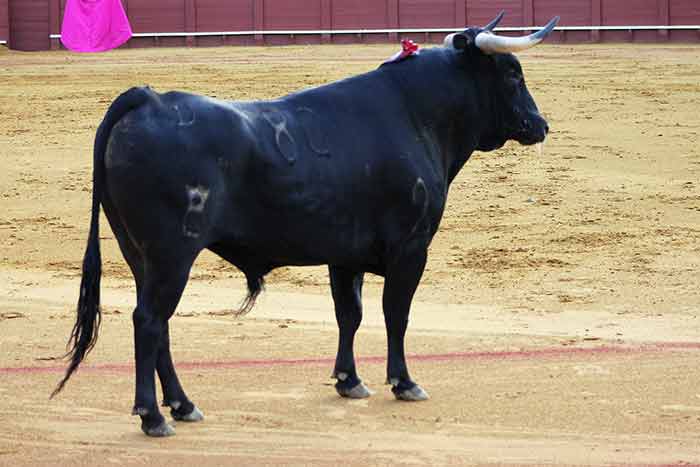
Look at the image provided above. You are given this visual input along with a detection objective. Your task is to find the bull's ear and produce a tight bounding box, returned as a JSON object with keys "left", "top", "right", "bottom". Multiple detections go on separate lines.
{"left": 453, "top": 33, "right": 470, "bottom": 49}
{"left": 444, "top": 32, "right": 471, "bottom": 50}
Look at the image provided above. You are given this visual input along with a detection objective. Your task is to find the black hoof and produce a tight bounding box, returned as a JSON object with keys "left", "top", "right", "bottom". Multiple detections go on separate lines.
{"left": 336, "top": 381, "right": 373, "bottom": 398}
{"left": 389, "top": 379, "right": 430, "bottom": 401}
{"left": 333, "top": 371, "right": 365, "bottom": 396}
{"left": 172, "top": 405, "right": 204, "bottom": 422}
{"left": 164, "top": 399, "right": 203, "bottom": 422}
{"left": 394, "top": 384, "right": 429, "bottom": 401}
{"left": 142, "top": 420, "right": 176, "bottom": 437}
{"left": 136, "top": 409, "right": 174, "bottom": 437}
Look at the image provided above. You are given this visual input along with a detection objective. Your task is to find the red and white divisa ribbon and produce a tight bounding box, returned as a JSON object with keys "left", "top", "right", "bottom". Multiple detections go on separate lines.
{"left": 383, "top": 39, "right": 420, "bottom": 65}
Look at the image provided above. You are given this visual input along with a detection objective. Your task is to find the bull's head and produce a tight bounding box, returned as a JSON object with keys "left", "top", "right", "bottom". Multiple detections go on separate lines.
{"left": 444, "top": 12, "right": 559, "bottom": 151}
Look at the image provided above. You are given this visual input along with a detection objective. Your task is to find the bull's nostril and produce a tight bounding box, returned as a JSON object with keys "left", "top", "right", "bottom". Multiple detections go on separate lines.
{"left": 544, "top": 123, "right": 550, "bottom": 134}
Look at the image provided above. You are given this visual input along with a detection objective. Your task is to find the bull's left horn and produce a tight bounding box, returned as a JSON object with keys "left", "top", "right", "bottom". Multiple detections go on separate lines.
{"left": 475, "top": 16, "right": 559, "bottom": 54}
{"left": 483, "top": 11, "right": 505, "bottom": 31}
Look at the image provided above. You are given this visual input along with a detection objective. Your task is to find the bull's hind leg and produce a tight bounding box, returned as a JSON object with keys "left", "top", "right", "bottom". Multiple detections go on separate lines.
{"left": 157, "top": 321, "right": 204, "bottom": 422}
{"left": 329, "top": 266, "right": 371, "bottom": 398}
{"left": 102, "top": 198, "right": 144, "bottom": 294}
{"left": 382, "top": 247, "right": 430, "bottom": 401}
{"left": 103, "top": 200, "right": 203, "bottom": 429}
{"left": 132, "top": 256, "right": 196, "bottom": 437}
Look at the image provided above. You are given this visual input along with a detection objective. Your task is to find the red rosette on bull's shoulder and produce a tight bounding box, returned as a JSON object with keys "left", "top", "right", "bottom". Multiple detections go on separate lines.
{"left": 383, "top": 39, "right": 420, "bottom": 65}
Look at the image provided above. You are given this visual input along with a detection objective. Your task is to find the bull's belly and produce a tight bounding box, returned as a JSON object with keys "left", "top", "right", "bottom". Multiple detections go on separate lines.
{"left": 214, "top": 210, "right": 383, "bottom": 270}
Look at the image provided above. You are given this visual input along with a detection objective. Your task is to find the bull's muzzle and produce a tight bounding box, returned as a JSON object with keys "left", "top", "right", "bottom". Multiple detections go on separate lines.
{"left": 518, "top": 114, "right": 549, "bottom": 145}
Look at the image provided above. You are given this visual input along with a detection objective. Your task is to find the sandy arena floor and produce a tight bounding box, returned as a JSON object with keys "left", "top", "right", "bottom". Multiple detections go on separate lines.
{"left": 0, "top": 43, "right": 699, "bottom": 465}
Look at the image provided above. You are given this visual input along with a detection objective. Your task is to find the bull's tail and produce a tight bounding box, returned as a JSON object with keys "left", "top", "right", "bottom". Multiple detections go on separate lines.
{"left": 52, "top": 87, "right": 155, "bottom": 398}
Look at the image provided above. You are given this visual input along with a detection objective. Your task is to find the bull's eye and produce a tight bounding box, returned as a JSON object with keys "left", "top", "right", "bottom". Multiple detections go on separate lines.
{"left": 505, "top": 69, "right": 523, "bottom": 87}
{"left": 506, "top": 73, "right": 523, "bottom": 91}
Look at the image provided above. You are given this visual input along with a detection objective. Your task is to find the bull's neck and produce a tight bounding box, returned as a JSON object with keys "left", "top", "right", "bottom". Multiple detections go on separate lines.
{"left": 380, "top": 54, "right": 479, "bottom": 185}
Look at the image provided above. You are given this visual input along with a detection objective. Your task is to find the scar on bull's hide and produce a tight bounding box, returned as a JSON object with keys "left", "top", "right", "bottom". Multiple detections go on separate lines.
{"left": 410, "top": 177, "right": 429, "bottom": 235}
{"left": 262, "top": 110, "right": 297, "bottom": 164}
{"left": 183, "top": 185, "right": 209, "bottom": 238}
{"left": 297, "top": 107, "right": 330, "bottom": 157}
{"left": 172, "top": 104, "right": 195, "bottom": 127}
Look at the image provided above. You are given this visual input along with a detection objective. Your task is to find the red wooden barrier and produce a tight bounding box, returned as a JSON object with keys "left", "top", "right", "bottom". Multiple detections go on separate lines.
{"left": 0, "top": 0, "right": 8, "bottom": 43}
{"left": 670, "top": 0, "right": 700, "bottom": 41}
{"left": 8, "top": 0, "right": 50, "bottom": 50}
{"left": 5, "top": 0, "right": 700, "bottom": 51}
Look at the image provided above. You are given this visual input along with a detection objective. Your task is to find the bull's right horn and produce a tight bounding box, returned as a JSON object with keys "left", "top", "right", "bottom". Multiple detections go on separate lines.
{"left": 475, "top": 16, "right": 560, "bottom": 54}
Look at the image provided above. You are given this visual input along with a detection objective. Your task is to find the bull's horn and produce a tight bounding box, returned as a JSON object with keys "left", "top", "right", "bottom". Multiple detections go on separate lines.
{"left": 483, "top": 11, "right": 505, "bottom": 31}
{"left": 475, "top": 16, "right": 559, "bottom": 54}
{"left": 444, "top": 10, "right": 504, "bottom": 49}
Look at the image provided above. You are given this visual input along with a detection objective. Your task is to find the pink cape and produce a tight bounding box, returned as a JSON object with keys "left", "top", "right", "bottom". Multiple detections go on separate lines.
{"left": 61, "top": 0, "right": 132, "bottom": 53}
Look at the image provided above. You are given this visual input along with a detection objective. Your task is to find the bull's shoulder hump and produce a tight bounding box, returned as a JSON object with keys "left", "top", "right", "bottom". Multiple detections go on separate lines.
{"left": 283, "top": 68, "right": 396, "bottom": 108}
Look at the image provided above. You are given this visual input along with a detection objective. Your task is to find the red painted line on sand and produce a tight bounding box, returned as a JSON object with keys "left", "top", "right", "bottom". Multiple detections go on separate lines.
{"left": 1, "top": 342, "right": 699, "bottom": 376}
{"left": 613, "top": 464, "right": 700, "bottom": 467}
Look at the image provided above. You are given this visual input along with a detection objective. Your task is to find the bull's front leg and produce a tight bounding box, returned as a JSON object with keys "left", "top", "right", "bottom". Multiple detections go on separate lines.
{"left": 329, "top": 266, "right": 372, "bottom": 398}
{"left": 382, "top": 246, "right": 430, "bottom": 401}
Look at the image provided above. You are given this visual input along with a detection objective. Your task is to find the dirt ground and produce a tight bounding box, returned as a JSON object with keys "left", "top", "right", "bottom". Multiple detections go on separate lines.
{"left": 0, "top": 43, "right": 699, "bottom": 466}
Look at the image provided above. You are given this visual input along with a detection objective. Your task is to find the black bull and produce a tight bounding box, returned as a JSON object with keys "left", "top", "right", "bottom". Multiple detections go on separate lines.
{"left": 53, "top": 19, "right": 556, "bottom": 436}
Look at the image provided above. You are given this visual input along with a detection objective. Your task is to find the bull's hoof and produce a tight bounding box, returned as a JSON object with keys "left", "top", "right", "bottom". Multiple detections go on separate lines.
{"left": 393, "top": 384, "right": 429, "bottom": 401}
{"left": 142, "top": 420, "right": 176, "bottom": 437}
{"left": 172, "top": 405, "right": 204, "bottom": 422}
{"left": 336, "top": 381, "right": 373, "bottom": 399}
